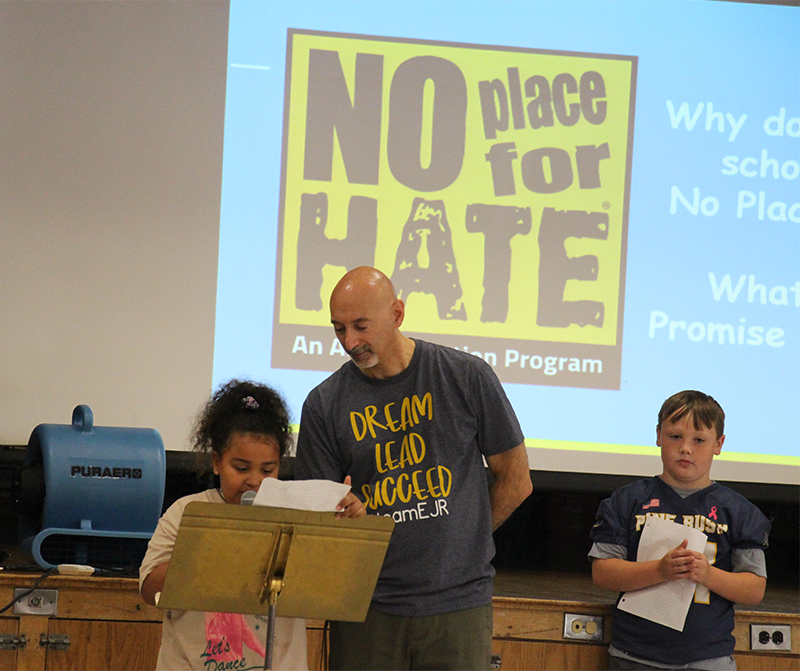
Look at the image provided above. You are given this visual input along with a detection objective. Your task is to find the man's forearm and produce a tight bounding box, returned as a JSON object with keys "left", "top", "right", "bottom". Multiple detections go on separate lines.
{"left": 490, "top": 475, "right": 532, "bottom": 530}
{"left": 487, "top": 444, "right": 533, "bottom": 530}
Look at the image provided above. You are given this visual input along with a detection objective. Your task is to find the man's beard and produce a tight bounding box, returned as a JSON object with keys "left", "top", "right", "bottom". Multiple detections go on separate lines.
{"left": 348, "top": 345, "right": 378, "bottom": 369}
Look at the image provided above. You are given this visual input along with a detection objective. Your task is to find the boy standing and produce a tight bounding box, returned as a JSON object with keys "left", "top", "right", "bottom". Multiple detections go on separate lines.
{"left": 589, "top": 390, "right": 770, "bottom": 670}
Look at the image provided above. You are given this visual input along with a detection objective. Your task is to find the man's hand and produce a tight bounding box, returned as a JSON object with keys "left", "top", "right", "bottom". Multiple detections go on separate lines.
{"left": 336, "top": 475, "right": 366, "bottom": 518}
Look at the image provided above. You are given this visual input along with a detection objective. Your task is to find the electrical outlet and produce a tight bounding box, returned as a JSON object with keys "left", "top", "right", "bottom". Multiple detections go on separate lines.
{"left": 750, "top": 624, "right": 792, "bottom": 652}
{"left": 13, "top": 589, "right": 58, "bottom": 616}
{"left": 563, "top": 613, "right": 604, "bottom": 641}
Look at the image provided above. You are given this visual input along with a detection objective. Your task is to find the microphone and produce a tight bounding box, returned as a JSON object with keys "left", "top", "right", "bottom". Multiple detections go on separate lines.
{"left": 240, "top": 491, "right": 256, "bottom": 506}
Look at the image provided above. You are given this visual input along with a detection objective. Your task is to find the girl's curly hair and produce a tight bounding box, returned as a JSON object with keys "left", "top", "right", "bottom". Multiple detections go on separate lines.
{"left": 192, "top": 379, "right": 292, "bottom": 462}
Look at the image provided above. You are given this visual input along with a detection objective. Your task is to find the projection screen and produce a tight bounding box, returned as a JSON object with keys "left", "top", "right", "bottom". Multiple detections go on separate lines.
{"left": 212, "top": 0, "right": 799, "bottom": 485}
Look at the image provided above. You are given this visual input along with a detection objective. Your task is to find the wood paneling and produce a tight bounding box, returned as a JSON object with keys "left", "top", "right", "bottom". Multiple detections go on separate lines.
{"left": 492, "top": 639, "right": 608, "bottom": 671}
{"left": 44, "top": 620, "right": 161, "bottom": 671}
{"left": 1, "top": 571, "right": 798, "bottom": 671}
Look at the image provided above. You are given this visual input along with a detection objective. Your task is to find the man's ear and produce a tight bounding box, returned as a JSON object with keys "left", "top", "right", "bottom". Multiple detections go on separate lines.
{"left": 392, "top": 298, "right": 405, "bottom": 328}
{"left": 715, "top": 434, "right": 725, "bottom": 455}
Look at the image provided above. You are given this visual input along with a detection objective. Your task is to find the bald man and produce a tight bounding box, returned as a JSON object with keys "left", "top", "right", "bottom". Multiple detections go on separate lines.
{"left": 295, "top": 266, "right": 532, "bottom": 671}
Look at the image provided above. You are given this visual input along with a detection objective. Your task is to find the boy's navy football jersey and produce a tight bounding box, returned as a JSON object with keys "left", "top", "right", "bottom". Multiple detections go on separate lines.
{"left": 590, "top": 476, "right": 770, "bottom": 665}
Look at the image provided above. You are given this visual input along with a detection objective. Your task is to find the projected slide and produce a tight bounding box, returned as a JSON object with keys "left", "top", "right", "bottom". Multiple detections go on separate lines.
{"left": 275, "top": 31, "right": 634, "bottom": 391}
{"left": 214, "top": 0, "right": 799, "bottom": 484}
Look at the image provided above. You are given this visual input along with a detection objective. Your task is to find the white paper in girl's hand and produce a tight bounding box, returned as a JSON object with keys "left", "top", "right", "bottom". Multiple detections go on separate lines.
{"left": 252, "top": 478, "right": 351, "bottom": 512}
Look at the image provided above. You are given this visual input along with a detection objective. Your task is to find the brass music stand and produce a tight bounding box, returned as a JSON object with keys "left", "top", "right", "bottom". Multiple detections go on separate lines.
{"left": 157, "top": 502, "right": 394, "bottom": 670}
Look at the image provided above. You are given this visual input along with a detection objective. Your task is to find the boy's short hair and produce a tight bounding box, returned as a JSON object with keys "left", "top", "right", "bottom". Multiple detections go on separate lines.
{"left": 658, "top": 390, "right": 725, "bottom": 439}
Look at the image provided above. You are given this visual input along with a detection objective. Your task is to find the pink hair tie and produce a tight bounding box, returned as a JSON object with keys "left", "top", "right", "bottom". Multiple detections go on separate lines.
{"left": 241, "top": 396, "right": 259, "bottom": 410}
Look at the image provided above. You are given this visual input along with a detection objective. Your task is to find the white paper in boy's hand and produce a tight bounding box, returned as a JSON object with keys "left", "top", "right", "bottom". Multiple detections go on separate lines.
{"left": 617, "top": 515, "right": 707, "bottom": 631}
{"left": 252, "top": 478, "right": 351, "bottom": 512}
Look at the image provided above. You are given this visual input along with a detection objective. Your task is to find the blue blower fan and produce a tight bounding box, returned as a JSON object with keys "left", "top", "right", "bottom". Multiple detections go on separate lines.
{"left": 16, "top": 405, "right": 166, "bottom": 570}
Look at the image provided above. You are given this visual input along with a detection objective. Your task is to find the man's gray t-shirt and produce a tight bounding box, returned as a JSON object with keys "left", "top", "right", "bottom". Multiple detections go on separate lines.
{"left": 296, "top": 339, "right": 525, "bottom": 617}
